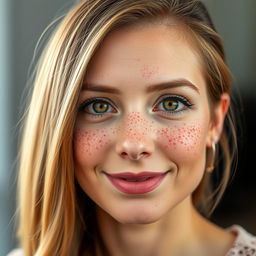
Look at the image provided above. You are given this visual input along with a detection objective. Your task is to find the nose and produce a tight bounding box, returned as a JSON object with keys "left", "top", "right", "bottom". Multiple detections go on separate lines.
{"left": 115, "top": 110, "right": 157, "bottom": 161}
{"left": 117, "top": 141, "right": 152, "bottom": 161}
{"left": 115, "top": 125, "right": 155, "bottom": 161}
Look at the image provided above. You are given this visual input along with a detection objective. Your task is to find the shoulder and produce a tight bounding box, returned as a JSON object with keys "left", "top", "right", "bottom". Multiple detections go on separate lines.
{"left": 6, "top": 248, "right": 24, "bottom": 256}
{"left": 225, "top": 224, "right": 256, "bottom": 256}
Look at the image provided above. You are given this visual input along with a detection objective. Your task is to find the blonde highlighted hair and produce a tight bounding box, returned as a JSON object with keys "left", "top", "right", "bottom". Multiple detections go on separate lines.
{"left": 16, "top": 0, "right": 237, "bottom": 255}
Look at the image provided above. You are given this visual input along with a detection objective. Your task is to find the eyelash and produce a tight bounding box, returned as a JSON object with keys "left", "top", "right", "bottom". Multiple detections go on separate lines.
{"left": 78, "top": 95, "right": 194, "bottom": 119}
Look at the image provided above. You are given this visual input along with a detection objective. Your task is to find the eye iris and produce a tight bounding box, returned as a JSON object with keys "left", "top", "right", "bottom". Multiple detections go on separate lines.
{"left": 93, "top": 102, "right": 108, "bottom": 113}
{"left": 163, "top": 99, "right": 178, "bottom": 111}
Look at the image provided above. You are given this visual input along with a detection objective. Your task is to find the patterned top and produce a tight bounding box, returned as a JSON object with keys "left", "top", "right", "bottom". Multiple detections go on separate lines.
{"left": 6, "top": 225, "right": 256, "bottom": 256}
{"left": 225, "top": 225, "right": 256, "bottom": 256}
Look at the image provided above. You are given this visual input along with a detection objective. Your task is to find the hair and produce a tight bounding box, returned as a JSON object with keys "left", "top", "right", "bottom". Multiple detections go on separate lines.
{"left": 16, "top": 0, "right": 237, "bottom": 255}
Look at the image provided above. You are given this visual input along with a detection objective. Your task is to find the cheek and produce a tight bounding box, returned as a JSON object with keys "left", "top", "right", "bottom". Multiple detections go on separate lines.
{"left": 155, "top": 122, "right": 207, "bottom": 162}
{"left": 73, "top": 128, "right": 111, "bottom": 165}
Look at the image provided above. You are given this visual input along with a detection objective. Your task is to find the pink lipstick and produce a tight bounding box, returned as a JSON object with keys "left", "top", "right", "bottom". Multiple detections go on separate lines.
{"left": 104, "top": 171, "right": 169, "bottom": 194}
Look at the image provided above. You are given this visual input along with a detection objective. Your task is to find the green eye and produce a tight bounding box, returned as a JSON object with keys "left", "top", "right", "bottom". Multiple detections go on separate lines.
{"left": 79, "top": 95, "right": 193, "bottom": 119}
{"left": 79, "top": 98, "right": 115, "bottom": 116}
{"left": 154, "top": 95, "right": 193, "bottom": 116}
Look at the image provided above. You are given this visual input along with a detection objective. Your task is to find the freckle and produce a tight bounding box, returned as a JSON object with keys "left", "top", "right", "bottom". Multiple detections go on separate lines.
{"left": 140, "top": 64, "right": 159, "bottom": 79}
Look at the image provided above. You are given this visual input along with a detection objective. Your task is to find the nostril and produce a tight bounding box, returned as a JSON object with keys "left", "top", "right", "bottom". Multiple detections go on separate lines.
{"left": 120, "top": 151, "right": 150, "bottom": 160}
{"left": 141, "top": 152, "right": 149, "bottom": 158}
{"left": 121, "top": 152, "right": 127, "bottom": 158}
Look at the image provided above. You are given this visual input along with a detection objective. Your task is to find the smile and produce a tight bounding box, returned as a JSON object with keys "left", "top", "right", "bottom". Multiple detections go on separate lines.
{"left": 103, "top": 171, "right": 170, "bottom": 194}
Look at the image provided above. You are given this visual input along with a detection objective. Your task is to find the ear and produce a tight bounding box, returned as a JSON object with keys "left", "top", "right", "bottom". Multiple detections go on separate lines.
{"left": 206, "top": 93, "right": 230, "bottom": 146}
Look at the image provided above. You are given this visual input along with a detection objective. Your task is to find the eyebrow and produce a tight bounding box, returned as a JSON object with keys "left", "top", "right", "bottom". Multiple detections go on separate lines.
{"left": 82, "top": 79, "right": 200, "bottom": 94}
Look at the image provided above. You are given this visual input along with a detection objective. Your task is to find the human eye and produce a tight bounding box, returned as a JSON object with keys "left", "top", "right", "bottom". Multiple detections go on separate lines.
{"left": 153, "top": 94, "right": 194, "bottom": 117}
{"left": 79, "top": 97, "right": 117, "bottom": 118}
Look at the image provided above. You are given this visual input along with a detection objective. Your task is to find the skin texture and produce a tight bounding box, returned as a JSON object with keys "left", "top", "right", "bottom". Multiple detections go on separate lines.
{"left": 73, "top": 24, "right": 234, "bottom": 256}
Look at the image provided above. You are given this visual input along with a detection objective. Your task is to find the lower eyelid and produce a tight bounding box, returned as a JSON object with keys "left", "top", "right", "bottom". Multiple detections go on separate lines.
{"left": 157, "top": 108, "right": 190, "bottom": 117}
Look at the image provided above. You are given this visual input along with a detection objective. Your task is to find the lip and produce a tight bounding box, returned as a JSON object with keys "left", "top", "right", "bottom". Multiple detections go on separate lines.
{"left": 104, "top": 170, "right": 169, "bottom": 194}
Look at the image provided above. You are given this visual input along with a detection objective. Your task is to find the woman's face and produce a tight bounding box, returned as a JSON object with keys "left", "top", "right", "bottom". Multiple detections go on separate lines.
{"left": 73, "top": 24, "right": 225, "bottom": 224}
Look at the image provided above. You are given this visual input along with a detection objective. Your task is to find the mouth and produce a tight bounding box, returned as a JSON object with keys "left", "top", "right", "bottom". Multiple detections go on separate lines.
{"left": 103, "top": 170, "right": 170, "bottom": 194}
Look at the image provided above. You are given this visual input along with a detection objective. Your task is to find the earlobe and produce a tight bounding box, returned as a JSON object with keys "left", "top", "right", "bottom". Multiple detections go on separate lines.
{"left": 207, "top": 93, "right": 230, "bottom": 146}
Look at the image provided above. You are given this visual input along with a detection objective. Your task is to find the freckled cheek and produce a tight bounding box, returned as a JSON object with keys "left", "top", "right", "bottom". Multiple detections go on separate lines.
{"left": 73, "top": 128, "right": 111, "bottom": 165}
{"left": 156, "top": 124, "right": 207, "bottom": 162}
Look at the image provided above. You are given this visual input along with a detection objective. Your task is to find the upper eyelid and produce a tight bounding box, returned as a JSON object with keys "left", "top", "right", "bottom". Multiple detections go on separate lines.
{"left": 80, "top": 97, "right": 116, "bottom": 109}
{"left": 155, "top": 94, "right": 192, "bottom": 105}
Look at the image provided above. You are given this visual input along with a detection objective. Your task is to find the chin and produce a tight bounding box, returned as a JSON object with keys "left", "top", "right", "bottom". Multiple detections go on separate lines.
{"left": 121, "top": 217, "right": 160, "bottom": 225}
{"left": 113, "top": 208, "right": 163, "bottom": 225}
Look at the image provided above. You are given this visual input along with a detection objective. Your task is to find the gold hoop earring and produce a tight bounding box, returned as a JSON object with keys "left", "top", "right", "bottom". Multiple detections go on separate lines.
{"left": 206, "top": 142, "right": 216, "bottom": 173}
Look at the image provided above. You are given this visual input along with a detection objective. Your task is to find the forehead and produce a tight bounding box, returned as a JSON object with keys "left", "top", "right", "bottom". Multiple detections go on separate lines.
{"left": 85, "top": 24, "right": 206, "bottom": 93}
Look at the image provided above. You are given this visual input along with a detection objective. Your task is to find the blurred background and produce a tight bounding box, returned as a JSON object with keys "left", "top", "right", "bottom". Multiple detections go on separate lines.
{"left": 0, "top": 0, "right": 255, "bottom": 255}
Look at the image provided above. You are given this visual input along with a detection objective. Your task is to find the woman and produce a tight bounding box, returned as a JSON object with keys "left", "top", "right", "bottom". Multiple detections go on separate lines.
{"left": 8, "top": 0, "right": 256, "bottom": 255}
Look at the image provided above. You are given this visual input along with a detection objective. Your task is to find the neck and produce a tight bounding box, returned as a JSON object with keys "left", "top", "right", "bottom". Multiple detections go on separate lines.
{"left": 94, "top": 197, "right": 209, "bottom": 256}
